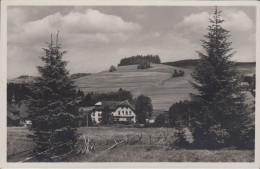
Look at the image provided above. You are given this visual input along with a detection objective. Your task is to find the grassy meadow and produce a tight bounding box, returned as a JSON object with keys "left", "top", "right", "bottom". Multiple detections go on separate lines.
{"left": 75, "top": 64, "right": 195, "bottom": 110}
{"left": 7, "top": 126, "right": 254, "bottom": 162}
{"left": 75, "top": 63, "right": 255, "bottom": 110}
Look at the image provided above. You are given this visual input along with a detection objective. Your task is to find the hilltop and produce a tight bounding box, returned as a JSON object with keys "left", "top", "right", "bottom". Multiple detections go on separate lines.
{"left": 7, "top": 75, "right": 36, "bottom": 83}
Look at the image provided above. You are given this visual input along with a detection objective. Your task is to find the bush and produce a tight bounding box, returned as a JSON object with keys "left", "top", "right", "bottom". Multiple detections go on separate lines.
{"left": 70, "top": 73, "right": 91, "bottom": 79}
{"left": 207, "top": 124, "right": 230, "bottom": 148}
{"left": 172, "top": 69, "right": 185, "bottom": 78}
{"left": 109, "top": 65, "right": 116, "bottom": 72}
{"left": 167, "top": 128, "right": 193, "bottom": 150}
{"left": 191, "top": 120, "right": 231, "bottom": 149}
{"left": 238, "top": 124, "right": 255, "bottom": 150}
{"left": 153, "top": 113, "right": 165, "bottom": 127}
{"left": 137, "top": 60, "right": 151, "bottom": 69}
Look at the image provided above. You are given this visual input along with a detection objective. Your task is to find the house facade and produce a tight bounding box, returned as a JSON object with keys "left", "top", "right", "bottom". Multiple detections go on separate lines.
{"left": 111, "top": 101, "right": 136, "bottom": 123}
{"left": 91, "top": 100, "right": 136, "bottom": 124}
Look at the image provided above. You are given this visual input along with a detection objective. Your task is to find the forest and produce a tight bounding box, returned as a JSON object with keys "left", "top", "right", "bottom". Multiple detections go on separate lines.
{"left": 118, "top": 55, "right": 161, "bottom": 66}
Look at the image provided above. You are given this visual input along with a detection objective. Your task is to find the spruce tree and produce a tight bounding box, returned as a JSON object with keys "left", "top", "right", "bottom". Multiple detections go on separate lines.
{"left": 27, "top": 33, "right": 79, "bottom": 160}
{"left": 190, "top": 7, "right": 250, "bottom": 148}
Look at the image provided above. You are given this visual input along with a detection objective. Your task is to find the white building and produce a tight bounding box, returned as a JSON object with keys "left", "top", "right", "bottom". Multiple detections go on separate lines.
{"left": 91, "top": 100, "right": 136, "bottom": 124}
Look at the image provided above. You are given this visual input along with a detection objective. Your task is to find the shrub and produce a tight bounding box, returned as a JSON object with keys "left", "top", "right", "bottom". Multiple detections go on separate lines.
{"left": 172, "top": 69, "right": 185, "bottom": 78}
{"left": 192, "top": 121, "right": 230, "bottom": 149}
{"left": 238, "top": 124, "right": 255, "bottom": 150}
{"left": 167, "top": 128, "right": 193, "bottom": 150}
{"left": 137, "top": 60, "right": 151, "bottom": 69}
{"left": 153, "top": 113, "right": 165, "bottom": 127}
{"left": 109, "top": 65, "right": 116, "bottom": 72}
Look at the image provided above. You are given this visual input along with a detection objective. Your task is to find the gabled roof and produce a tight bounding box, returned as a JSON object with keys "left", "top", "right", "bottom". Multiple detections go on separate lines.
{"left": 116, "top": 100, "right": 135, "bottom": 110}
{"left": 7, "top": 104, "right": 19, "bottom": 113}
{"left": 93, "top": 101, "right": 121, "bottom": 110}
{"left": 93, "top": 100, "right": 135, "bottom": 111}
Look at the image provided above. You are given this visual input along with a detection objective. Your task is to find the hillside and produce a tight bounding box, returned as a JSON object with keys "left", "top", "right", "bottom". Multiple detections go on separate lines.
{"left": 76, "top": 64, "right": 195, "bottom": 110}
{"left": 75, "top": 63, "right": 255, "bottom": 110}
{"left": 7, "top": 75, "right": 36, "bottom": 83}
{"left": 163, "top": 60, "right": 256, "bottom": 75}
{"left": 8, "top": 62, "right": 255, "bottom": 111}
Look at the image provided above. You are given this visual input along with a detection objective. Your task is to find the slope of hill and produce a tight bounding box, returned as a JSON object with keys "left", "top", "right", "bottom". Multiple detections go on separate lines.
{"left": 163, "top": 59, "right": 199, "bottom": 69}
{"left": 7, "top": 75, "right": 36, "bottom": 83}
{"left": 76, "top": 64, "right": 195, "bottom": 110}
{"left": 163, "top": 60, "right": 256, "bottom": 75}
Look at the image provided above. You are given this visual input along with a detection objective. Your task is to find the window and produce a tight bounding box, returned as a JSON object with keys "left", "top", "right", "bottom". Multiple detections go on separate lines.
{"left": 122, "top": 111, "right": 124, "bottom": 115}
{"left": 118, "top": 111, "right": 120, "bottom": 115}
{"left": 129, "top": 111, "right": 131, "bottom": 115}
{"left": 126, "top": 111, "right": 128, "bottom": 115}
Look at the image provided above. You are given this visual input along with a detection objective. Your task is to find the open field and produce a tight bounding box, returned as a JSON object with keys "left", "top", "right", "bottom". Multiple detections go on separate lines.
{"left": 7, "top": 127, "right": 35, "bottom": 162}
{"left": 7, "top": 126, "right": 254, "bottom": 162}
{"left": 76, "top": 64, "right": 195, "bottom": 110}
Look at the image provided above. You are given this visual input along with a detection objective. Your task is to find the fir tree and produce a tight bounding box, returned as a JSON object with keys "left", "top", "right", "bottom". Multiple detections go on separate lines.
{"left": 101, "top": 106, "right": 110, "bottom": 125}
{"left": 190, "top": 7, "right": 251, "bottom": 148}
{"left": 27, "top": 33, "right": 79, "bottom": 160}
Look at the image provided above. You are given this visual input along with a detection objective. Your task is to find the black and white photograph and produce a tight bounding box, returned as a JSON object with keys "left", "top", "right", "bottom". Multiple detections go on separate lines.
{"left": 1, "top": 0, "right": 259, "bottom": 167}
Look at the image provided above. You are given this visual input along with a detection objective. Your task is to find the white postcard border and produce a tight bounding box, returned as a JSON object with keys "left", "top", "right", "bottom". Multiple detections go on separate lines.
{"left": 0, "top": 0, "right": 259, "bottom": 168}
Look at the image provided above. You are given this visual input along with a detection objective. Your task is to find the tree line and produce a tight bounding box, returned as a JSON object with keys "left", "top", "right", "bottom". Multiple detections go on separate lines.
{"left": 163, "top": 59, "right": 199, "bottom": 68}
{"left": 118, "top": 55, "right": 161, "bottom": 66}
{"left": 79, "top": 88, "right": 133, "bottom": 106}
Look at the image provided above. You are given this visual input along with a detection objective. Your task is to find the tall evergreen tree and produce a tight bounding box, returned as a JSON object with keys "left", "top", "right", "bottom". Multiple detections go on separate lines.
{"left": 190, "top": 7, "right": 251, "bottom": 148}
{"left": 27, "top": 34, "right": 79, "bottom": 160}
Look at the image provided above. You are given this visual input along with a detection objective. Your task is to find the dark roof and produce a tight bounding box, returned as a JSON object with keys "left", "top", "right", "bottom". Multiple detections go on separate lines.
{"left": 7, "top": 103, "right": 29, "bottom": 121}
{"left": 116, "top": 100, "right": 135, "bottom": 110}
{"left": 93, "top": 100, "right": 135, "bottom": 111}
{"left": 93, "top": 101, "right": 121, "bottom": 110}
{"left": 7, "top": 104, "right": 19, "bottom": 113}
{"left": 7, "top": 111, "right": 20, "bottom": 121}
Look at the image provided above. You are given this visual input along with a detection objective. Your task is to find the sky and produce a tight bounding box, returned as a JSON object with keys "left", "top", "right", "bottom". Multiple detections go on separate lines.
{"left": 7, "top": 6, "right": 256, "bottom": 79}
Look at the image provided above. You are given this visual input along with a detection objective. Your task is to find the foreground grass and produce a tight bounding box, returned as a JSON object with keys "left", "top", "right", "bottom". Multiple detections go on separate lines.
{"left": 68, "top": 145, "right": 254, "bottom": 162}
{"left": 7, "top": 126, "right": 254, "bottom": 162}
